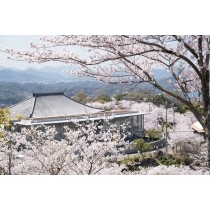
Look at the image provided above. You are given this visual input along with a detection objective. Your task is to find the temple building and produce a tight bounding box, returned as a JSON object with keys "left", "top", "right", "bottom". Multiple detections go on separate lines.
{"left": 9, "top": 92, "right": 147, "bottom": 140}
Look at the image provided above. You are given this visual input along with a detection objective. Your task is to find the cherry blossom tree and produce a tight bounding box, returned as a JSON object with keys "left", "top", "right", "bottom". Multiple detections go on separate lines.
{"left": 0, "top": 127, "right": 24, "bottom": 175}
{"left": 167, "top": 112, "right": 207, "bottom": 168}
{"left": 0, "top": 121, "right": 128, "bottom": 175}
{"left": 125, "top": 165, "right": 208, "bottom": 175}
{"left": 3, "top": 35, "right": 210, "bottom": 167}
{"left": 1, "top": 123, "right": 208, "bottom": 175}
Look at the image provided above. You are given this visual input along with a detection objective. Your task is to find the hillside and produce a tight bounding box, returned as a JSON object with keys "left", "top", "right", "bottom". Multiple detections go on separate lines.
{"left": 0, "top": 79, "right": 175, "bottom": 107}
{"left": 0, "top": 81, "right": 133, "bottom": 106}
{"left": 0, "top": 66, "right": 174, "bottom": 107}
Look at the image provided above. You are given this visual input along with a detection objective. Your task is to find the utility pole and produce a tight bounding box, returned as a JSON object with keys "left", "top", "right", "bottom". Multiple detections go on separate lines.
{"left": 165, "top": 97, "right": 168, "bottom": 152}
{"left": 173, "top": 106, "right": 175, "bottom": 130}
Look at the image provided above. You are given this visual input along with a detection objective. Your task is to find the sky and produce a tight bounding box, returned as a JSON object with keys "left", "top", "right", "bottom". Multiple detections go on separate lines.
{"left": 0, "top": 35, "right": 66, "bottom": 69}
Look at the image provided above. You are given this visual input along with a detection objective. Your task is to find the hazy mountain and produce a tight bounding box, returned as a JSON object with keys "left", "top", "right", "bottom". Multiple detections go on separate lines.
{"left": 0, "top": 66, "right": 170, "bottom": 83}
{"left": 0, "top": 78, "right": 174, "bottom": 107}
{"left": 0, "top": 66, "right": 174, "bottom": 106}
{"left": 0, "top": 66, "right": 83, "bottom": 83}
{"left": 152, "top": 69, "right": 170, "bottom": 80}
{"left": 0, "top": 81, "right": 129, "bottom": 106}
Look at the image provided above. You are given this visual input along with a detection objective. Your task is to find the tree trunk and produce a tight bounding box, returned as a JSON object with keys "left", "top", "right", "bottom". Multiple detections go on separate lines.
{"left": 8, "top": 150, "right": 12, "bottom": 175}
{"left": 208, "top": 135, "right": 210, "bottom": 172}
{"left": 204, "top": 113, "right": 210, "bottom": 172}
{"left": 7, "top": 143, "right": 13, "bottom": 175}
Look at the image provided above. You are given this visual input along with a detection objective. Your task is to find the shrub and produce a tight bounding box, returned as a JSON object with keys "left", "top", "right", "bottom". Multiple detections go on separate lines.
{"left": 71, "top": 92, "right": 88, "bottom": 104}
{"left": 145, "top": 129, "right": 162, "bottom": 140}
{"left": 131, "top": 138, "right": 152, "bottom": 159}
{"left": 114, "top": 93, "right": 128, "bottom": 101}
{"left": 94, "top": 94, "right": 112, "bottom": 103}
{"left": 159, "top": 155, "right": 193, "bottom": 166}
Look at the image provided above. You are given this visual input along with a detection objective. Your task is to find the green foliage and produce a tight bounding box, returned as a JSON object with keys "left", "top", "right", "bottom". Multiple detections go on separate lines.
{"left": 172, "top": 100, "right": 204, "bottom": 115}
{"left": 123, "top": 92, "right": 142, "bottom": 101}
{"left": 155, "top": 151, "right": 193, "bottom": 166}
{"left": 192, "top": 102, "right": 204, "bottom": 115}
{"left": 131, "top": 138, "right": 152, "bottom": 154}
{"left": 16, "top": 115, "right": 23, "bottom": 120}
{"left": 121, "top": 155, "right": 141, "bottom": 165}
{"left": 114, "top": 93, "right": 128, "bottom": 101}
{"left": 121, "top": 150, "right": 194, "bottom": 172}
{"left": 0, "top": 108, "right": 12, "bottom": 135}
{"left": 71, "top": 91, "right": 88, "bottom": 104}
{"left": 150, "top": 94, "right": 167, "bottom": 107}
{"left": 174, "top": 102, "right": 204, "bottom": 115}
{"left": 159, "top": 156, "right": 193, "bottom": 166}
{"left": 121, "top": 156, "right": 159, "bottom": 171}
{"left": 0, "top": 108, "right": 10, "bottom": 125}
{"left": 145, "top": 129, "right": 162, "bottom": 140}
{"left": 123, "top": 90, "right": 153, "bottom": 102}
{"left": 175, "top": 104, "right": 189, "bottom": 114}
{"left": 94, "top": 94, "right": 112, "bottom": 103}
{"left": 0, "top": 132, "right": 4, "bottom": 138}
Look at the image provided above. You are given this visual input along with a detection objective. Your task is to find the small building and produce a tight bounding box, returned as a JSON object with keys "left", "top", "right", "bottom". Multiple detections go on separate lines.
{"left": 191, "top": 121, "right": 204, "bottom": 133}
{"left": 9, "top": 92, "right": 147, "bottom": 140}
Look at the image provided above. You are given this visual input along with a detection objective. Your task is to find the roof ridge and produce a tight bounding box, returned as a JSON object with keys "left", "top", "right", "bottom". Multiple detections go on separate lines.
{"left": 30, "top": 94, "right": 37, "bottom": 118}
{"left": 33, "top": 92, "right": 64, "bottom": 97}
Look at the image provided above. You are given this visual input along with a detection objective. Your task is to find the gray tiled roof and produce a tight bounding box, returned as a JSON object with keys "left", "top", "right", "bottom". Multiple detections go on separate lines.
{"left": 9, "top": 97, "right": 35, "bottom": 118}
{"left": 9, "top": 92, "right": 103, "bottom": 119}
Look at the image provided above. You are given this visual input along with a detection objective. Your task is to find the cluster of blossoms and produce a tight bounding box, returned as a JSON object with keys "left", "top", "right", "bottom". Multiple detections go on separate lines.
{"left": 124, "top": 165, "right": 208, "bottom": 175}
{"left": 3, "top": 35, "right": 210, "bottom": 137}
{"left": 0, "top": 122, "right": 129, "bottom": 175}
{"left": 4, "top": 36, "right": 210, "bottom": 87}
{"left": 0, "top": 110, "right": 207, "bottom": 175}
{"left": 1, "top": 35, "right": 210, "bottom": 174}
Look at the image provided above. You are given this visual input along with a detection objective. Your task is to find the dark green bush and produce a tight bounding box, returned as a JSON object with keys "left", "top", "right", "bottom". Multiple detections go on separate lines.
{"left": 114, "top": 93, "right": 128, "bottom": 101}
{"left": 94, "top": 94, "right": 112, "bottom": 103}
{"left": 159, "top": 155, "right": 193, "bottom": 166}
{"left": 71, "top": 92, "right": 88, "bottom": 104}
{"left": 145, "top": 129, "right": 162, "bottom": 140}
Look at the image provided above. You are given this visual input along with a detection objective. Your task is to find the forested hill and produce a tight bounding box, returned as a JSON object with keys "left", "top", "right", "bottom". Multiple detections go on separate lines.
{"left": 0, "top": 81, "right": 128, "bottom": 106}
{"left": 0, "top": 80, "right": 173, "bottom": 107}
{"left": 0, "top": 66, "right": 173, "bottom": 107}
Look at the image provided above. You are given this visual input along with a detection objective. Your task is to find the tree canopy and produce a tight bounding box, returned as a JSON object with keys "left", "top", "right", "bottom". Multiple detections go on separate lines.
{"left": 4, "top": 35, "right": 210, "bottom": 167}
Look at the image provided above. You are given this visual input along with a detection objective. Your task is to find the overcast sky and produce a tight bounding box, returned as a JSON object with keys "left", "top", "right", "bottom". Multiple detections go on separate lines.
{"left": 0, "top": 35, "right": 66, "bottom": 69}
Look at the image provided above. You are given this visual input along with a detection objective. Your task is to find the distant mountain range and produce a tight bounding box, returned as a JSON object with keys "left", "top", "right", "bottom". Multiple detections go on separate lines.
{"left": 0, "top": 66, "right": 174, "bottom": 106}
{"left": 0, "top": 65, "right": 82, "bottom": 83}
{"left": 0, "top": 66, "right": 170, "bottom": 83}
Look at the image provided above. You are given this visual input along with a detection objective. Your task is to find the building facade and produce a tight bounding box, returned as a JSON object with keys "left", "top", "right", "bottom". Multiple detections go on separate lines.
{"left": 9, "top": 92, "right": 146, "bottom": 140}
